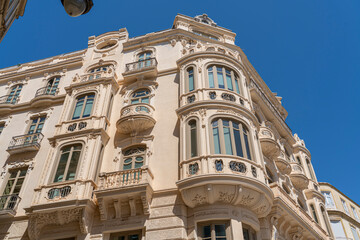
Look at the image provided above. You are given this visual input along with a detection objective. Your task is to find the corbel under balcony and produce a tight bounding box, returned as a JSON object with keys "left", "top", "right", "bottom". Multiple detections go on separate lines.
{"left": 94, "top": 166, "right": 154, "bottom": 221}
{"left": 258, "top": 126, "right": 280, "bottom": 159}
{"left": 122, "top": 58, "right": 158, "bottom": 82}
{"left": 289, "top": 163, "right": 309, "bottom": 190}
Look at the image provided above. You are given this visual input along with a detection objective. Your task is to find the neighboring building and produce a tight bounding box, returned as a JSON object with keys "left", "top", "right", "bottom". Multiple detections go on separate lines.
{"left": 0, "top": 14, "right": 333, "bottom": 240}
{"left": 0, "top": 0, "right": 27, "bottom": 43}
{"left": 320, "top": 183, "right": 360, "bottom": 240}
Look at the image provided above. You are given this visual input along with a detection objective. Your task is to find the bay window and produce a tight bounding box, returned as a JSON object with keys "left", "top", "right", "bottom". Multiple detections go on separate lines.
{"left": 211, "top": 118, "right": 252, "bottom": 160}
{"left": 53, "top": 144, "right": 82, "bottom": 183}
{"left": 207, "top": 66, "right": 241, "bottom": 95}
{"left": 198, "top": 221, "right": 230, "bottom": 240}
{"left": 72, "top": 93, "right": 95, "bottom": 120}
{"left": 187, "top": 119, "right": 198, "bottom": 158}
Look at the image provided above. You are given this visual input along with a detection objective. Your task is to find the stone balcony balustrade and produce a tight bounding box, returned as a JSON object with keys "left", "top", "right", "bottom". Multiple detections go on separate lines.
{"left": 0, "top": 194, "right": 21, "bottom": 218}
{"left": 274, "top": 151, "right": 292, "bottom": 175}
{"left": 258, "top": 126, "right": 280, "bottom": 159}
{"left": 116, "top": 103, "right": 156, "bottom": 135}
{"left": 181, "top": 88, "right": 251, "bottom": 110}
{"left": 289, "top": 163, "right": 309, "bottom": 190}
{"left": 94, "top": 167, "right": 154, "bottom": 220}
{"left": 6, "top": 132, "right": 44, "bottom": 154}
{"left": 122, "top": 58, "right": 158, "bottom": 82}
{"left": 270, "top": 184, "right": 329, "bottom": 239}
{"left": 177, "top": 155, "right": 273, "bottom": 218}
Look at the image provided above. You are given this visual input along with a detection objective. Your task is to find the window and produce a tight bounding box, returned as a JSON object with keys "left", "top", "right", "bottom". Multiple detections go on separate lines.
{"left": 351, "top": 226, "right": 360, "bottom": 240}
{"left": 122, "top": 146, "right": 145, "bottom": 171}
{"left": 46, "top": 77, "right": 60, "bottom": 95}
{"left": 88, "top": 65, "right": 110, "bottom": 80}
{"left": 352, "top": 206, "right": 359, "bottom": 220}
{"left": 198, "top": 221, "right": 230, "bottom": 240}
{"left": 0, "top": 122, "right": 4, "bottom": 135}
{"left": 266, "top": 167, "right": 274, "bottom": 184}
{"left": 187, "top": 67, "right": 195, "bottom": 92}
{"left": 341, "top": 199, "right": 349, "bottom": 214}
{"left": 242, "top": 224, "right": 257, "bottom": 240}
{"left": 110, "top": 230, "right": 142, "bottom": 240}
{"left": 211, "top": 119, "right": 252, "bottom": 159}
{"left": 306, "top": 158, "right": 315, "bottom": 180}
{"left": 28, "top": 116, "right": 46, "bottom": 134}
{"left": 138, "top": 51, "right": 152, "bottom": 68}
{"left": 321, "top": 206, "right": 332, "bottom": 237}
{"left": 131, "top": 89, "right": 150, "bottom": 104}
{"left": 310, "top": 204, "right": 319, "bottom": 223}
{"left": 193, "top": 31, "right": 219, "bottom": 41}
{"left": 53, "top": 144, "right": 82, "bottom": 183}
{"left": 72, "top": 94, "right": 95, "bottom": 120}
{"left": 321, "top": 191, "right": 335, "bottom": 209}
{"left": 207, "top": 66, "right": 241, "bottom": 94}
{"left": 296, "top": 156, "right": 302, "bottom": 166}
{"left": 6, "top": 84, "right": 22, "bottom": 104}
{"left": 0, "top": 168, "right": 27, "bottom": 210}
{"left": 188, "top": 119, "right": 198, "bottom": 158}
{"left": 330, "top": 220, "right": 346, "bottom": 238}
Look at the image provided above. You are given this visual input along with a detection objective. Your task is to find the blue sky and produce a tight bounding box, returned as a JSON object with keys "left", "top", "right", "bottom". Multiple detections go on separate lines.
{"left": 1, "top": 1, "right": 359, "bottom": 203}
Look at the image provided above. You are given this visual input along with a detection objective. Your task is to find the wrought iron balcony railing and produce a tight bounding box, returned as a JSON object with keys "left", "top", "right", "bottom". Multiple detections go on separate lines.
{"left": 0, "top": 95, "right": 18, "bottom": 104}
{"left": 0, "top": 194, "right": 21, "bottom": 211}
{"left": 8, "top": 133, "right": 44, "bottom": 150}
{"left": 35, "top": 87, "right": 57, "bottom": 97}
{"left": 125, "top": 58, "right": 157, "bottom": 73}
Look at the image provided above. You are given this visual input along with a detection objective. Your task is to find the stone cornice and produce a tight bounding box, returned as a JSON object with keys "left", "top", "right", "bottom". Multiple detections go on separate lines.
{"left": 327, "top": 209, "right": 360, "bottom": 228}
{"left": 319, "top": 182, "right": 360, "bottom": 209}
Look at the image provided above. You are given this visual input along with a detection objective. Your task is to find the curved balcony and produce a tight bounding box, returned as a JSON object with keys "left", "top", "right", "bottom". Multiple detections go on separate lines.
{"left": 258, "top": 126, "right": 280, "bottom": 159}
{"left": 289, "top": 163, "right": 309, "bottom": 190}
{"left": 122, "top": 58, "right": 158, "bottom": 82}
{"left": 7, "top": 133, "right": 44, "bottom": 154}
{"left": 0, "top": 95, "right": 17, "bottom": 115}
{"left": 116, "top": 103, "right": 155, "bottom": 134}
{"left": 30, "top": 87, "right": 58, "bottom": 107}
{"left": 274, "top": 151, "right": 291, "bottom": 175}
{"left": 0, "top": 194, "right": 21, "bottom": 218}
{"left": 177, "top": 155, "right": 273, "bottom": 218}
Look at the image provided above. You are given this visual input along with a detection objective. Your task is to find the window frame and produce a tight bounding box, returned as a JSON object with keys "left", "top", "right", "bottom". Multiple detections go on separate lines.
{"left": 27, "top": 115, "right": 46, "bottom": 134}
{"left": 186, "top": 118, "right": 199, "bottom": 159}
{"left": 6, "top": 84, "right": 23, "bottom": 104}
{"left": 130, "top": 88, "right": 151, "bottom": 105}
{"left": 71, "top": 93, "right": 96, "bottom": 120}
{"left": 121, "top": 146, "right": 146, "bottom": 171}
{"left": 321, "top": 191, "right": 335, "bottom": 209}
{"left": 45, "top": 76, "right": 60, "bottom": 95}
{"left": 109, "top": 229, "right": 143, "bottom": 240}
{"left": 341, "top": 198, "right": 350, "bottom": 214}
{"left": 2, "top": 168, "right": 27, "bottom": 196}
{"left": 206, "top": 65, "right": 242, "bottom": 95}
{"left": 52, "top": 143, "right": 83, "bottom": 183}
{"left": 210, "top": 118, "right": 253, "bottom": 160}
{"left": 186, "top": 66, "right": 196, "bottom": 92}
{"left": 242, "top": 223, "right": 257, "bottom": 240}
{"left": 197, "top": 220, "right": 231, "bottom": 240}
{"left": 310, "top": 204, "right": 319, "bottom": 223}
{"left": 351, "top": 205, "right": 360, "bottom": 220}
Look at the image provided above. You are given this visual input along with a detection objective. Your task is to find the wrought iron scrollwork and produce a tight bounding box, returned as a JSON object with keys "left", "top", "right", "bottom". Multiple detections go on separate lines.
{"left": 221, "top": 93, "right": 235, "bottom": 102}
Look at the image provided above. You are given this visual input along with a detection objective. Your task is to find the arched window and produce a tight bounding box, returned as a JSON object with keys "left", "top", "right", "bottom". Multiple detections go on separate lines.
{"left": 187, "top": 119, "right": 198, "bottom": 158}
{"left": 46, "top": 77, "right": 60, "bottom": 95}
{"left": 122, "top": 146, "right": 145, "bottom": 171}
{"left": 187, "top": 67, "right": 195, "bottom": 92}
{"left": 72, "top": 93, "right": 95, "bottom": 120}
{"left": 131, "top": 89, "right": 150, "bottom": 104}
{"left": 207, "top": 65, "right": 241, "bottom": 94}
{"left": 6, "top": 84, "right": 23, "bottom": 104}
{"left": 211, "top": 118, "right": 252, "bottom": 159}
{"left": 88, "top": 65, "right": 110, "bottom": 80}
{"left": 53, "top": 144, "right": 82, "bottom": 183}
{"left": 310, "top": 204, "right": 319, "bottom": 223}
{"left": 306, "top": 158, "right": 315, "bottom": 180}
{"left": 242, "top": 223, "right": 257, "bottom": 240}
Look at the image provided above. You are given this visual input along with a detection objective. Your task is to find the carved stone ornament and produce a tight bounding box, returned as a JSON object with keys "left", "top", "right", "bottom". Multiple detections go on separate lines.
{"left": 192, "top": 194, "right": 206, "bottom": 206}
{"left": 27, "top": 207, "right": 92, "bottom": 240}
{"left": 219, "top": 191, "right": 235, "bottom": 203}
{"left": 194, "top": 13, "right": 217, "bottom": 26}
{"left": 229, "top": 161, "right": 246, "bottom": 173}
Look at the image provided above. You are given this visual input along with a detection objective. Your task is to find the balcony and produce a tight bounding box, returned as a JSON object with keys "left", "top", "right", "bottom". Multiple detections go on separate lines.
{"left": 274, "top": 151, "right": 291, "bottom": 175}
{"left": 289, "top": 163, "right": 309, "bottom": 190}
{"left": 122, "top": 58, "right": 158, "bottom": 82}
{"left": 0, "top": 194, "right": 21, "bottom": 218}
{"left": 0, "top": 95, "right": 17, "bottom": 104}
{"left": 7, "top": 133, "right": 44, "bottom": 154}
{"left": 94, "top": 167, "right": 154, "bottom": 220}
{"left": 258, "top": 126, "right": 280, "bottom": 159}
{"left": 29, "top": 87, "right": 58, "bottom": 108}
{"left": 177, "top": 155, "right": 273, "bottom": 218}
{"left": 116, "top": 103, "right": 156, "bottom": 135}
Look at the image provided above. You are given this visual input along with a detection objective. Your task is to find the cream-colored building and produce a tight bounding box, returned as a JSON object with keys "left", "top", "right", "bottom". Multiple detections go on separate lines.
{"left": 320, "top": 183, "right": 360, "bottom": 240}
{"left": 0, "top": 14, "right": 334, "bottom": 240}
{"left": 0, "top": 0, "right": 27, "bottom": 43}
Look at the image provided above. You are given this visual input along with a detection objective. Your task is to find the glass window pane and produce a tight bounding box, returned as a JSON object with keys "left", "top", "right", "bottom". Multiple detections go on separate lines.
{"left": 217, "top": 67, "right": 224, "bottom": 88}
{"left": 141, "top": 97, "right": 149, "bottom": 104}
{"left": 215, "top": 224, "right": 226, "bottom": 236}
{"left": 72, "top": 99, "right": 84, "bottom": 119}
{"left": 226, "top": 70, "right": 233, "bottom": 91}
{"left": 134, "top": 157, "right": 144, "bottom": 168}
{"left": 213, "top": 126, "right": 221, "bottom": 154}
{"left": 208, "top": 68, "right": 215, "bottom": 88}
{"left": 188, "top": 68, "right": 194, "bottom": 91}
{"left": 243, "top": 128, "right": 252, "bottom": 160}
{"left": 66, "top": 150, "right": 81, "bottom": 181}
{"left": 203, "top": 225, "right": 211, "bottom": 238}
{"left": 243, "top": 228, "right": 250, "bottom": 240}
{"left": 223, "top": 121, "right": 233, "bottom": 155}
{"left": 83, "top": 97, "right": 94, "bottom": 118}
{"left": 234, "top": 129, "right": 244, "bottom": 157}
{"left": 3, "top": 180, "right": 14, "bottom": 195}
{"left": 54, "top": 152, "right": 69, "bottom": 182}
{"left": 235, "top": 77, "right": 240, "bottom": 94}
{"left": 190, "top": 125, "right": 197, "bottom": 157}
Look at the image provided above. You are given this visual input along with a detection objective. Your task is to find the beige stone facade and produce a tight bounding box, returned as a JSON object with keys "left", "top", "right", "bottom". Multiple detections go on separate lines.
{"left": 0, "top": 0, "right": 27, "bottom": 43}
{"left": 320, "top": 183, "right": 360, "bottom": 240}
{"left": 0, "top": 14, "right": 334, "bottom": 240}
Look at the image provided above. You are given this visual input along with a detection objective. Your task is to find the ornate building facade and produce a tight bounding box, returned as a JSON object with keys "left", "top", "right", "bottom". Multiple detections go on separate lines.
{"left": 0, "top": 14, "right": 334, "bottom": 239}
{"left": 0, "top": 0, "right": 27, "bottom": 43}
{"left": 320, "top": 183, "right": 360, "bottom": 240}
